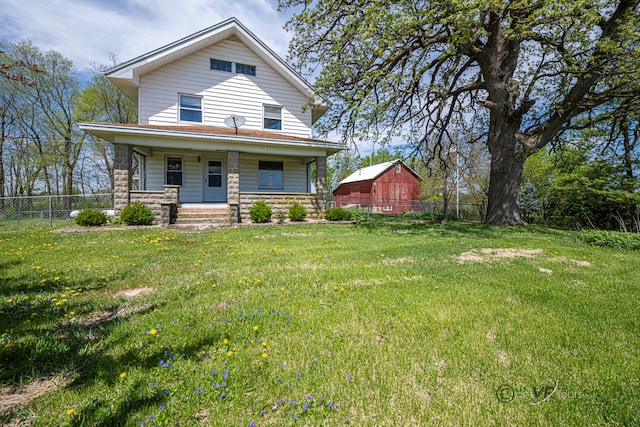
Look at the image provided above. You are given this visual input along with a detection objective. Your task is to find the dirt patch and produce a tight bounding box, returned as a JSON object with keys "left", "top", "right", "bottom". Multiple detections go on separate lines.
{"left": 458, "top": 248, "right": 544, "bottom": 263}
{"left": 80, "top": 307, "right": 124, "bottom": 328}
{"left": 210, "top": 300, "right": 233, "bottom": 309}
{"left": 538, "top": 267, "right": 553, "bottom": 275}
{"left": 0, "top": 374, "right": 71, "bottom": 416}
{"left": 380, "top": 257, "right": 414, "bottom": 266}
{"left": 113, "top": 287, "right": 154, "bottom": 299}
{"left": 569, "top": 259, "right": 592, "bottom": 267}
{"left": 497, "top": 350, "right": 511, "bottom": 367}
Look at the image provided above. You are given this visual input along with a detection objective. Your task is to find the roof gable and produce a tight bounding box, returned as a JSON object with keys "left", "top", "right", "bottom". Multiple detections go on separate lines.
{"left": 106, "top": 17, "right": 329, "bottom": 123}
{"left": 338, "top": 160, "right": 424, "bottom": 185}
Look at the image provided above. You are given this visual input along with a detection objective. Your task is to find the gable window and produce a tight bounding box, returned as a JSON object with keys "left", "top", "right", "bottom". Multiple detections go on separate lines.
{"left": 259, "top": 161, "right": 284, "bottom": 189}
{"left": 236, "top": 63, "right": 256, "bottom": 76}
{"left": 166, "top": 157, "right": 183, "bottom": 186}
{"left": 179, "top": 94, "right": 202, "bottom": 123}
{"left": 263, "top": 105, "right": 282, "bottom": 130}
{"left": 210, "top": 59, "right": 232, "bottom": 72}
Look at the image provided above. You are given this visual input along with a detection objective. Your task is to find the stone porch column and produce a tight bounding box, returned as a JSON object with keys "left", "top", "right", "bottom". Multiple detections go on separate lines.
{"left": 315, "top": 155, "right": 327, "bottom": 216}
{"left": 113, "top": 144, "right": 132, "bottom": 214}
{"left": 227, "top": 151, "right": 240, "bottom": 223}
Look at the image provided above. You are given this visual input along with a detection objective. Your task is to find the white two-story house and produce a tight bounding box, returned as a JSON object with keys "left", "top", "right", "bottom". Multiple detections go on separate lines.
{"left": 80, "top": 18, "right": 343, "bottom": 226}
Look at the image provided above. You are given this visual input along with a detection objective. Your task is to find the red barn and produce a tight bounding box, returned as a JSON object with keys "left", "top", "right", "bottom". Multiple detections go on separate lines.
{"left": 332, "top": 160, "right": 423, "bottom": 214}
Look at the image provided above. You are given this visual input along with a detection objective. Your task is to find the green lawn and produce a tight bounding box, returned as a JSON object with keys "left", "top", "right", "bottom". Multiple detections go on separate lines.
{"left": 0, "top": 222, "right": 638, "bottom": 426}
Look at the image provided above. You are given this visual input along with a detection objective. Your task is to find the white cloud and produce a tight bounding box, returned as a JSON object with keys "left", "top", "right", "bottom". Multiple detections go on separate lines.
{"left": 0, "top": 0, "right": 292, "bottom": 72}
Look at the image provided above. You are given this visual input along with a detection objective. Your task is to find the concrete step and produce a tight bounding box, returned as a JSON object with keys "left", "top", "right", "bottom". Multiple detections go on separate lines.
{"left": 169, "top": 223, "right": 227, "bottom": 231}
{"left": 178, "top": 208, "right": 229, "bottom": 215}
{"left": 174, "top": 217, "right": 230, "bottom": 225}
{"left": 177, "top": 212, "right": 229, "bottom": 219}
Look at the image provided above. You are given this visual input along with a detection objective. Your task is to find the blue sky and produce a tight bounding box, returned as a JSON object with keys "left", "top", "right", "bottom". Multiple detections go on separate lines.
{"left": 0, "top": 0, "right": 294, "bottom": 72}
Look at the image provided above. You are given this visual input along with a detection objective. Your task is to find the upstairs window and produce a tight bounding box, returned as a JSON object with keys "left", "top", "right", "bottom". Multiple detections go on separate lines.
{"left": 263, "top": 105, "right": 282, "bottom": 130}
{"left": 259, "top": 161, "right": 284, "bottom": 189}
{"left": 236, "top": 63, "right": 256, "bottom": 76}
{"left": 210, "top": 59, "right": 232, "bottom": 72}
{"left": 179, "top": 95, "right": 202, "bottom": 123}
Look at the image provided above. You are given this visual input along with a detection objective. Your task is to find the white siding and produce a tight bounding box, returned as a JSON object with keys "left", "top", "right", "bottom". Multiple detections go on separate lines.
{"left": 139, "top": 39, "right": 313, "bottom": 138}
{"left": 239, "top": 153, "right": 308, "bottom": 193}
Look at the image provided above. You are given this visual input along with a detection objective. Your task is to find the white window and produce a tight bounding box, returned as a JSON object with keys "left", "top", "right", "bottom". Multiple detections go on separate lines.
{"left": 259, "top": 161, "right": 284, "bottom": 189}
{"left": 264, "top": 105, "right": 282, "bottom": 130}
{"left": 166, "top": 157, "right": 183, "bottom": 186}
{"left": 383, "top": 206, "right": 393, "bottom": 211}
{"left": 179, "top": 94, "right": 202, "bottom": 123}
{"left": 396, "top": 164, "right": 401, "bottom": 173}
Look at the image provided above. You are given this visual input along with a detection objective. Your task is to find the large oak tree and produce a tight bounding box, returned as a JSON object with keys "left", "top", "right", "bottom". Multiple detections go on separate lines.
{"left": 280, "top": 0, "right": 640, "bottom": 225}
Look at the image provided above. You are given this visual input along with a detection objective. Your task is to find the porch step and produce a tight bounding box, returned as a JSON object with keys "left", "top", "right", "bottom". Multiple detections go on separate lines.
{"left": 174, "top": 217, "right": 229, "bottom": 225}
{"left": 172, "top": 206, "right": 231, "bottom": 229}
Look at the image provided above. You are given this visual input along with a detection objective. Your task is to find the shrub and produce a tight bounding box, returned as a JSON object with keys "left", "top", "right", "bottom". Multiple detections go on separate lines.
{"left": 288, "top": 202, "right": 307, "bottom": 222}
{"left": 75, "top": 208, "right": 108, "bottom": 227}
{"left": 577, "top": 230, "right": 640, "bottom": 250}
{"left": 249, "top": 200, "right": 272, "bottom": 223}
{"left": 120, "top": 202, "right": 155, "bottom": 226}
{"left": 325, "top": 207, "right": 353, "bottom": 221}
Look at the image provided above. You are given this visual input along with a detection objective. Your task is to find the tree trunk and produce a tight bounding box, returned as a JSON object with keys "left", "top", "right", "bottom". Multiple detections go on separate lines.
{"left": 484, "top": 123, "right": 527, "bottom": 226}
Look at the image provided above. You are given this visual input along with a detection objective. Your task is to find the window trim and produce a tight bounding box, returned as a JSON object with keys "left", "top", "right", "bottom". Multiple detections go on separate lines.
{"left": 178, "top": 94, "right": 203, "bottom": 124}
{"left": 258, "top": 160, "right": 284, "bottom": 190}
{"left": 263, "top": 104, "right": 283, "bottom": 131}
{"left": 166, "top": 156, "right": 184, "bottom": 186}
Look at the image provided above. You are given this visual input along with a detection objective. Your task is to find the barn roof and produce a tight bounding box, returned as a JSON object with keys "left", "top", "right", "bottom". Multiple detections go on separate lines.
{"left": 338, "top": 159, "right": 423, "bottom": 185}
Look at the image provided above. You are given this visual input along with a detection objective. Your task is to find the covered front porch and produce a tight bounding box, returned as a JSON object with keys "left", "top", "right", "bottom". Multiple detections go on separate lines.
{"left": 113, "top": 144, "right": 329, "bottom": 227}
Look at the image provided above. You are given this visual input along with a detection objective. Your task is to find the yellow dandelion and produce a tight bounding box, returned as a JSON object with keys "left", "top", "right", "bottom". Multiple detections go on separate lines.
{"left": 253, "top": 326, "right": 259, "bottom": 331}
{"left": 261, "top": 353, "right": 268, "bottom": 359}
{"left": 261, "top": 341, "right": 267, "bottom": 347}
{"left": 66, "top": 409, "right": 75, "bottom": 415}
{"left": 119, "top": 372, "right": 126, "bottom": 378}
{"left": 223, "top": 338, "right": 229, "bottom": 345}
{"left": 227, "top": 351, "right": 234, "bottom": 357}
{"left": 149, "top": 329, "right": 157, "bottom": 335}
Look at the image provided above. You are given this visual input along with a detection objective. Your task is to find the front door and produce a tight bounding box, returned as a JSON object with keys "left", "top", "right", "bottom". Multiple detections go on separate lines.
{"left": 203, "top": 158, "right": 226, "bottom": 202}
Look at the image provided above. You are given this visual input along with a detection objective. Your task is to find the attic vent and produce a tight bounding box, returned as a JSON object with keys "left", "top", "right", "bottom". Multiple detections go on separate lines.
{"left": 228, "top": 35, "right": 240, "bottom": 42}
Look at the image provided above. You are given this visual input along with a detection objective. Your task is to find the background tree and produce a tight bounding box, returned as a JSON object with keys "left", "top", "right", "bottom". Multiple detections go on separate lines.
{"left": 280, "top": 0, "right": 640, "bottom": 225}
{"left": 76, "top": 56, "right": 137, "bottom": 191}
{"left": 0, "top": 42, "right": 42, "bottom": 212}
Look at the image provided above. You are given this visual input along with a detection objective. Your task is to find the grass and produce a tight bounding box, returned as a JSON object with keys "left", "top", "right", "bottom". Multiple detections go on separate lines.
{"left": 0, "top": 222, "right": 638, "bottom": 426}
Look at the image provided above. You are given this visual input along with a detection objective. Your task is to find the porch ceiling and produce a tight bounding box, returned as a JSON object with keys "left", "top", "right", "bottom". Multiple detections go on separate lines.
{"left": 79, "top": 123, "right": 345, "bottom": 156}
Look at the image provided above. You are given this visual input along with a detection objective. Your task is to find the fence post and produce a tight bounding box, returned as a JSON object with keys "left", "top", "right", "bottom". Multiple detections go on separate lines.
{"left": 49, "top": 196, "right": 53, "bottom": 228}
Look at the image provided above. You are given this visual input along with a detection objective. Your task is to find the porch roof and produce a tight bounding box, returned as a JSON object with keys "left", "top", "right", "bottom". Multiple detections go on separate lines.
{"left": 79, "top": 123, "right": 345, "bottom": 156}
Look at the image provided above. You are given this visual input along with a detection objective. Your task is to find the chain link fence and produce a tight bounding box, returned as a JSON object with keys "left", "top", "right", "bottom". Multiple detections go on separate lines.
{"left": 0, "top": 193, "right": 114, "bottom": 229}
{"left": 330, "top": 196, "right": 485, "bottom": 223}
